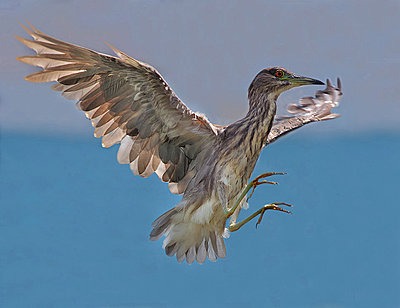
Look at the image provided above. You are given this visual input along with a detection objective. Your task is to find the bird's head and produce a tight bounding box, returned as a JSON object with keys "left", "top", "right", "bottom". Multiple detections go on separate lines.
{"left": 248, "top": 67, "right": 324, "bottom": 101}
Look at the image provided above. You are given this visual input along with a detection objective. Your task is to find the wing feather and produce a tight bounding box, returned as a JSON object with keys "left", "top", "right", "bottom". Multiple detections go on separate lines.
{"left": 267, "top": 78, "right": 342, "bottom": 145}
{"left": 17, "top": 23, "right": 220, "bottom": 195}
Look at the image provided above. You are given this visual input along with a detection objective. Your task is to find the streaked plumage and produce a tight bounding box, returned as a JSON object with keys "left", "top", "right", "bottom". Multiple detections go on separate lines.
{"left": 16, "top": 23, "right": 342, "bottom": 264}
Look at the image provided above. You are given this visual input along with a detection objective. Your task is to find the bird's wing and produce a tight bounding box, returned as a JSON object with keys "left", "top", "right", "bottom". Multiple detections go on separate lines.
{"left": 16, "top": 23, "right": 220, "bottom": 195}
{"left": 267, "top": 78, "right": 342, "bottom": 144}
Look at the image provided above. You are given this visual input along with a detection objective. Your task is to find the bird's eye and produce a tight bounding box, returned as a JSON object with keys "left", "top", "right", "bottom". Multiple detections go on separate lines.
{"left": 275, "top": 70, "right": 284, "bottom": 78}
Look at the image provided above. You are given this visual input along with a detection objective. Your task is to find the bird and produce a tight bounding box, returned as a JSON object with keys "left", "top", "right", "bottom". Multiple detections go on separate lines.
{"left": 16, "top": 22, "right": 342, "bottom": 264}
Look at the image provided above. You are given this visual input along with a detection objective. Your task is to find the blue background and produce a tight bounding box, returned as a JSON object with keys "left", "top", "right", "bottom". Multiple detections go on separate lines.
{"left": 1, "top": 132, "right": 399, "bottom": 307}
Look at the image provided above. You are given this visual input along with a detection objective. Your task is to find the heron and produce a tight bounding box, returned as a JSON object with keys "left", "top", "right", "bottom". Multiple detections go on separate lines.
{"left": 16, "top": 23, "right": 342, "bottom": 264}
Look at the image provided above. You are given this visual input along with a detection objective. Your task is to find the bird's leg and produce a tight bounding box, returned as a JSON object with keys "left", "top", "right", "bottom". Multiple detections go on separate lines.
{"left": 228, "top": 202, "right": 292, "bottom": 232}
{"left": 223, "top": 172, "right": 286, "bottom": 218}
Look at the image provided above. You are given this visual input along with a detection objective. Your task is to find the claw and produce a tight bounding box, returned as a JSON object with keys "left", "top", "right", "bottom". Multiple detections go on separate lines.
{"left": 248, "top": 172, "right": 286, "bottom": 200}
{"left": 251, "top": 172, "right": 286, "bottom": 183}
{"left": 255, "top": 202, "right": 293, "bottom": 228}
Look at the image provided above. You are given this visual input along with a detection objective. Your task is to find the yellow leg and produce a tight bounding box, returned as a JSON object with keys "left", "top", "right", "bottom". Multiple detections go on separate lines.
{"left": 229, "top": 202, "right": 292, "bottom": 232}
{"left": 223, "top": 172, "right": 286, "bottom": 218}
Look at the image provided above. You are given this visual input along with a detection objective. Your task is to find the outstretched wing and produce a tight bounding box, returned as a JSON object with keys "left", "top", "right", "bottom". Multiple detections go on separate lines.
{"left": 16, "top": 23, "right": 220, "bottom": 195}
{"left": 267, "top": 78, "right": 342, "bottom": 144}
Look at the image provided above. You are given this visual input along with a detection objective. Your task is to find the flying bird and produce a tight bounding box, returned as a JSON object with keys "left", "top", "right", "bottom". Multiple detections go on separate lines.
{"left": 16, "top": 23, "right": 342, "bottom": 264}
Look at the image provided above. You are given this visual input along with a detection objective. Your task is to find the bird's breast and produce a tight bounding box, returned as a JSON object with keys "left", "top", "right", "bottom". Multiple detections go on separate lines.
{"left": 217, "top": 153, "right": 257, "bottom": 200}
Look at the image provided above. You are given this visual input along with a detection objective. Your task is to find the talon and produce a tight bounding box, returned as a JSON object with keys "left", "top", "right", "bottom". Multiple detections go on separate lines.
{"left": 255, "top": 202, "right": 293, "bottom": 228}
{"left": 272, "top": 206, "right": 292, "bottom": 214}
{"left": 273, "top": 202, "right": 293, "bottom": 208}
{"left": 252, "top": 172, "right": 286, "bottom": 184}
{"left": 269, "top": 202, "right": 293, "bottom": 214}
{"left": 259, "top": 180, "right": 278, "bottom": 185}
{"left": 248, "top": 185, "right": 257, "bottom": 200}
{"left": 256, "top": 210, "right": 266, "bottom": 228}
{"left": 248, "top": 172, "right": 286, "bottom": 200}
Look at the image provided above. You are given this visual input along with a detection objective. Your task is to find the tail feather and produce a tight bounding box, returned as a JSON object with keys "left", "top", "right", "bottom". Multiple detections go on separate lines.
{"left": 196, "top": 239, "right": 207, "bottom": 264}
{"left": 150, "top": 208, "right": 176, "bottom": 241}
{"left": 150, "top": 208, "right": 227, "bottom": 264}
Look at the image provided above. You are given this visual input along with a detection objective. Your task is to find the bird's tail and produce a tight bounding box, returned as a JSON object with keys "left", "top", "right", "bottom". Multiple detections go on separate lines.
{"left": 150, "top": 207, "right": 227, "bottom": 264}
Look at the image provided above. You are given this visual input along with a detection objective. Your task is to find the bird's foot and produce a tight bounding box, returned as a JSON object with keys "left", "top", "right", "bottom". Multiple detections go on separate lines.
{"left": 229, "top": 202, "right": 292, "bottom": 232}
{"left": 248, "top": 172, "right": 286, "bottom": 200}
{"left": 255, "top": 202, "right": 292, "bottom": 228}
{"left": 223, "top": 172, "right": 286, "bottom": 219}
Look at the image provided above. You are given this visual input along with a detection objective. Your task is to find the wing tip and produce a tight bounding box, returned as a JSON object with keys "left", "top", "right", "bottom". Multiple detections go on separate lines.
{"left": 17, "top": 20, "right": 40, "bottom": 40}
{"left": 18, "top": 21, "right": 33, "bottom": 36}
{"left": 26, "top": 19, "right": 39, "bottom": 33}
{"left": 337, "top": 77, "right": 342, "bottom": 91}
{"left": 15, "top": 55, "right": 36, "bottom": 65}
{"left": 326, "top": 78, "right": 332, "bottom": 87}
{"left": 14, "top": 34, "right": 26, "bottom": 44}
{"left": 104, "top": 41, "right": 122, "bottom": 58}
{"left": 15, "top": 55, "right": 24, "bottom": 63}
{"left": 24, "top": 73, "right": 44, "bottom": 83}
{"left": 104, "top": 41, "right": 141, "bottom": 67}
{"left": 14, "top": 34, "right": 36, "bottom": 51}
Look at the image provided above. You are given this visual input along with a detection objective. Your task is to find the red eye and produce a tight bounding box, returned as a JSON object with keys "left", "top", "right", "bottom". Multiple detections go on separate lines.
{"left": 275, "top": 70, "right": 284, "bottom": 78}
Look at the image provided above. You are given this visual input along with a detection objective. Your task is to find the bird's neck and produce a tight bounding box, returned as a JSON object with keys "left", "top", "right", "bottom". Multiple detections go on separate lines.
{"left": 246, "top": 91, "right": 277, "bottom": 125}
{"left": 224, "top": 92, "right": 277, "bottom": 156}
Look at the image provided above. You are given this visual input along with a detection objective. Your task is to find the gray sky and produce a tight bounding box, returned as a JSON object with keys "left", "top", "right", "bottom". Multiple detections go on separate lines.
{"left": 1, "top": 0, "right": 399, "bottom": 136}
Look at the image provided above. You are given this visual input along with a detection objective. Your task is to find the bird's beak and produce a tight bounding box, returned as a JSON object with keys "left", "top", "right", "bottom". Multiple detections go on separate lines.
{"left": 288, "top": 75, "right": 325, "bottom": 86}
